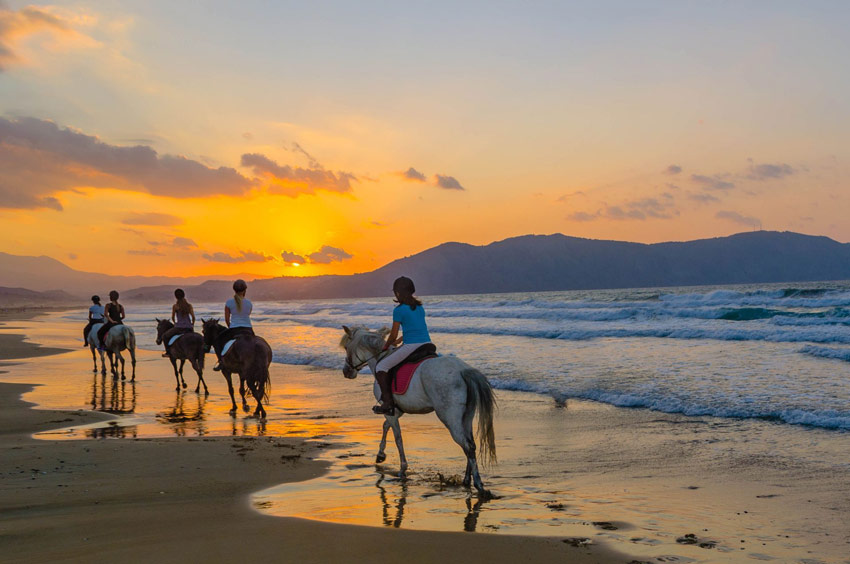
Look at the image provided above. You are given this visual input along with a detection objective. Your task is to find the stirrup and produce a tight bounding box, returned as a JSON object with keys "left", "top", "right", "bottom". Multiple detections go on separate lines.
{"left": 372, "top": 403, "right": 395, "bottom": 415}
{"left": 213, "top": 362, "right": 221, "bottom": 372}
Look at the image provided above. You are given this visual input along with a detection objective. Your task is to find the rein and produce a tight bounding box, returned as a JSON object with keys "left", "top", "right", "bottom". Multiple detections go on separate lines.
{"left": 345, "top": 331, "right": 391, "bottom": 372}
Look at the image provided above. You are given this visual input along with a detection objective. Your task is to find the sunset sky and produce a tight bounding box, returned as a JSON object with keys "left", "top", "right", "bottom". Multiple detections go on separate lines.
{"left": 1, "top": 1, "right": 849, "bottom": 278}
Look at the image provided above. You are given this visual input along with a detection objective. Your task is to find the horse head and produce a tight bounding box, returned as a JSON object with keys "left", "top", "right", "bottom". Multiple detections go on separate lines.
{"left": 340, "top": 325, "right": 389, "bottom": 379}
{"left": 155, "top": 317, "right": 174, "bottom": 345}
{"left": 200, "top": 317, "right": 222, "bottom": 352}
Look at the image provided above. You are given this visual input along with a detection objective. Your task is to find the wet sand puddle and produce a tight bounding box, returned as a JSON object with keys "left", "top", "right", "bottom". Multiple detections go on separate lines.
{"left": 6, "top": 313, "right": 850, "bottom": 563}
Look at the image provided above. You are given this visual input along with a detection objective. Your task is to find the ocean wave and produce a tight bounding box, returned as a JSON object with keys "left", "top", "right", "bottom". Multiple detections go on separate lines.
{"left": 274, "top": 315, "right": 850, "bottom": 344}
{"left": 798, "top": 345, "right": 850, "bottom": 363}
{"left": 488, "top": 378, "right": 850, "bottom": 430}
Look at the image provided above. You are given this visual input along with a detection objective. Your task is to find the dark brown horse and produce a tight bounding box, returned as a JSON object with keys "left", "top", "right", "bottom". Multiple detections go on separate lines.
{"left": 201, "top": 318, "right": 272, "bottom": 418}
{"left": 155, "top": 319, "right": 209, "bottom": 394}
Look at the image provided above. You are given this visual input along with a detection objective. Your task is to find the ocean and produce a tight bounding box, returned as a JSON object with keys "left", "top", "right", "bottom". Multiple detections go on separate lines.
{"left": 13, "top": 280, "right": 850, "bottom": 557}
{"left": 115, "top": 279, "right": 850, "bottom": 432}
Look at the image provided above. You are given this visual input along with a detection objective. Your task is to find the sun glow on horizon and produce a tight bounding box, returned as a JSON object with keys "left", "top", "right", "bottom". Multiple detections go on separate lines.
{"left": 1, "top": 1, "right": 849, "bottom": 276}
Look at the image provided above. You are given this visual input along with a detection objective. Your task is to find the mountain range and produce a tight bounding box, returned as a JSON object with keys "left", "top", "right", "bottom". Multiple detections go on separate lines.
{"left": 2, "top": 231, "right": 849, "bottom": 305}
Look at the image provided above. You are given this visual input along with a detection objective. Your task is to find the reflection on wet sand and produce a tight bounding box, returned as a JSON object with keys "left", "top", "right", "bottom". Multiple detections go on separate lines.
{"left": 90, "top": 372, "right": 136, "bottom": 415}
{"left": 374, "top": 468, "right": 491, "bottom": 532}
{"left": 156, "top": 391, "right": 209, "bottom": 437}
{"left": 376, "top": 471, "right": 406, "bottom": 528}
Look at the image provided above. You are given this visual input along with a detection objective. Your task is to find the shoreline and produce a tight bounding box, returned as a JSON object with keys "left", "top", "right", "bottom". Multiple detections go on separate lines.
{"left": 0, "top": 311, "right": 623, "bottom": 563}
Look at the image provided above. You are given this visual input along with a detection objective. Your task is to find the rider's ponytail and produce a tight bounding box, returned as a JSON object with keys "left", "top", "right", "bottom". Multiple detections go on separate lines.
{"left": 392, "top": 276, "right": 422, "bottom": 310}
{"left": 174, "top": 288, "right": 191, "bottom": 314}
{"left": 232, "top": 279, "right": 247, "bottom": 312}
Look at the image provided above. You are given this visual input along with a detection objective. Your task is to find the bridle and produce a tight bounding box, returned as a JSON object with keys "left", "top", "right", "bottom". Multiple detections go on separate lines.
{"left": 344, "top": 330, "right": 390, "bottom": 373}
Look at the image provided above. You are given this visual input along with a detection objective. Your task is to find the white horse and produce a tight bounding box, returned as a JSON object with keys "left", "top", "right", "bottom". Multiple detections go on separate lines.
{"left": 87, "top": 323, "right": 137, "bottom": 380}
{"left": 340, "top": 326, "right": 496, "bottom": 495}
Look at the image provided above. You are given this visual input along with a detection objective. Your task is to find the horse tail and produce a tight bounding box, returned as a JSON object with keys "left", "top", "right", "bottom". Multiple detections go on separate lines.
{"left": 461, "top": 368, "right": 497, "bottom": 466}
{"left": 245, "top": 338, "right": 271, "bottom": 404}
{"left": 196, "top": 336, "right": 205, "bottom": 371}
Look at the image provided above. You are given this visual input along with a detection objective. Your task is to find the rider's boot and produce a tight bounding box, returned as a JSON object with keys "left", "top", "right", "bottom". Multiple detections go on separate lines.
{"left": 372, "top": 371, "right": 395, "bottom": 415}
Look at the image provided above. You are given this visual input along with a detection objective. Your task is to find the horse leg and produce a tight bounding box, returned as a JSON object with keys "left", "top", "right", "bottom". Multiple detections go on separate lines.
{"left": 170, "top": 357, "right": 181, "bottom": 390}
{"left": 192, "top": 358, "right": 208, "bottom": 395}
{"left": 440, "top": 405, "right": 488, "bottom": 495}
{"left": 239, "top": 377, "right": 249, "bottom": 411}
{"left": 376, "top": 419, "right": 391, "bottom": 463}
{"left": 129, "top": 346, "right": 136, "bottom": 381}
{"left": 223, "top": 371, "right": 238, "bottom": 414}
{"left": 117, "top": 350, "right": 126, "bottom": 380}
{"left": 99, "top": 348, "right": 107, "bottom": 375}
{"left": 90, "top": 344, "right": 97, "bottom": 373}
{"left": 107, "top": 351, "right": 116, "bottom": 378}
{"left": 178, "top": 359, "right": 187, "bottom": 388}
{"left": 387, "top": 415, "right": 408, "bottom": 477}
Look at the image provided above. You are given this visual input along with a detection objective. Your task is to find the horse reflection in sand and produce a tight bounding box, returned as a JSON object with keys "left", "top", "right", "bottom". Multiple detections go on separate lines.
{"left": 341, "top": 326, "right": 497, "bottom": 496}
{"left": 374, "top": 468, "right": 491, "bottom": 531}
{"left": 156, "top": 391, "right": 208, "bottom": 437}
{"left": 86, "top": 322, "right": 136, "bottom": 380}
{"left": 90, "top": 371, "right": 136, "bottom": 415}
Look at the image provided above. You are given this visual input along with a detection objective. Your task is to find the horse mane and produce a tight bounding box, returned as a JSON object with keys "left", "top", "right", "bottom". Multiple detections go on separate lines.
{"left": 339, "top": 326, "right": 390, "bottom": 350}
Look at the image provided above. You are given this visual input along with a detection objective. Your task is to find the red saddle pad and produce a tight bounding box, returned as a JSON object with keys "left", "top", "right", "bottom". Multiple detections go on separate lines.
{"left": 392, "top": 358, "right": 432, "bottom": 395}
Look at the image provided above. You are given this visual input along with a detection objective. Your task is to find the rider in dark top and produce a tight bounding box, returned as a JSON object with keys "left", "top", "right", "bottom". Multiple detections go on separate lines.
{"left": 97, "top": 290, "right": 125, "bottom": 346}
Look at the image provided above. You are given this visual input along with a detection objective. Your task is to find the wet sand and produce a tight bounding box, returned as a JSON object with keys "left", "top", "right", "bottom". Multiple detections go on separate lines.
{"left": 0, "top": 311, "right": 623, "bottom": 563}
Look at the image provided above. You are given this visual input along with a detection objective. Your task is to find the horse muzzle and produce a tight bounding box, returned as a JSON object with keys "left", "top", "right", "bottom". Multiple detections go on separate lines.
{"left": 156, "top": 338, "right": 162, "bottom": 345}
{"left": 342, "top": 367, "right": 358, "bottom": 379}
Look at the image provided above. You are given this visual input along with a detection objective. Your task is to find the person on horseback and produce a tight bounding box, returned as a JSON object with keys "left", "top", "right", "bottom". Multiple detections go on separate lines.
{"left": 212, "top": 279, "right": 254, "bottom": 371}
{"left": 372, "top": 276, "right": 432, "bottom": 414}
{"left": 161, "top": 288, "right": 195, "bottom": 357}
{"left": 96, "top": 290, "right": 124, "bottom": 348}
{"left": 82, "top": 295, "right": 104, "bottom": 346}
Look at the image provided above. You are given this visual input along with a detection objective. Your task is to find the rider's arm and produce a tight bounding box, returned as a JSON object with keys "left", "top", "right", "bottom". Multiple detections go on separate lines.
{"left": 189, "top": 304, "right": 195, "bottom": 325}
{"left": 119, "top": 304, "right": 125, "bottom": 320}
{"left": 224, "top": 305, "right": 231, "bottom": 328}
{"left": 88, "top": 309, "right": 93, "bottom": 322}
{"left": 383, "top": 322, "right": 401, "bottom": 351}
{"left": 171, "top": 303, "right": 177, "bottom": 323}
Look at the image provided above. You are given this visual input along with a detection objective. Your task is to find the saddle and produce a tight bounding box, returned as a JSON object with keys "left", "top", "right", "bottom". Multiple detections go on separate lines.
{"left": 221, "top": 339, "right": 237, "bottom": 357}
{"left": 167, "top": 330, "right": 192, "bottom": 347}
{"left": 390, "top": 343, "right": 438, "bottom": 395}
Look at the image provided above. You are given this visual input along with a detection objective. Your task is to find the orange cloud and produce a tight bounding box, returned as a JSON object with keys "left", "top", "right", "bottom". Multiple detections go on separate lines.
{"left": 0, "top": 5, "right": 94, "bottom": 70}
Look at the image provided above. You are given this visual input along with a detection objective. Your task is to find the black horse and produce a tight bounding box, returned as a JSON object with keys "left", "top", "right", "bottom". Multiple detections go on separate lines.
{"left": 201, "top": 318, "right": 272, "bottom": 418}
{"left": 155, "top": 319, "right": 209, "bottom": 394}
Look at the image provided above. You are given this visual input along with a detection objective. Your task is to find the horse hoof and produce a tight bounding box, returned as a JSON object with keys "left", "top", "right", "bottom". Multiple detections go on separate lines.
{"left": 376, "top": 453, "right": 386, "bottom": 463}
{"left": 477, "top": 489, "right": 494, "bottom": 500}
{"left": 182, "top": 383, "right": 187, "bottom": 389}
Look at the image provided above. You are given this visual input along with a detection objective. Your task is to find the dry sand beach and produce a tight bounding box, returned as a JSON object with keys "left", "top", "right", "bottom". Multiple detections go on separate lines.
{"left": 2, "top": 309, "right": 850, "bottom": 563}
{"left": 0, "top": 310, "right": 621, "bottom": 564}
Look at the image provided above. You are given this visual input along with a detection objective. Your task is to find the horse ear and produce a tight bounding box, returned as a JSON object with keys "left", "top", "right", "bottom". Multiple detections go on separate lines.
{"left": 342, "top": 325, "right": 351, "bottom": 336}
{"left": 155, "top": 317, "right": 160, "bottom": 322}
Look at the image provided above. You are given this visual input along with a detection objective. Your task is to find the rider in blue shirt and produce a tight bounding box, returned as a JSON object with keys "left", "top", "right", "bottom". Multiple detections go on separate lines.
{"left": 373, "top": 276, "right": 432, "bottom": 414}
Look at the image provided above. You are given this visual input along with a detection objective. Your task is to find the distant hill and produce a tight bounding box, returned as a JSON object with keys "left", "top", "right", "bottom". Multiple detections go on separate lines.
{"left": 0, "top": 252, "right": 262, "bottom": 297}
{"left": 122, "top": 231, "right": 850, "bottom": 302}
{"left": 0, "top": 286, "right": 79, "bottom": 308}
